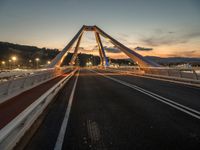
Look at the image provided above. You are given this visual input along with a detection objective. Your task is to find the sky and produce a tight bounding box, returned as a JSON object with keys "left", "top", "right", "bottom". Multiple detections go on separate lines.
{"left": 0, "top": 0, "right": 200, "bottom": 58}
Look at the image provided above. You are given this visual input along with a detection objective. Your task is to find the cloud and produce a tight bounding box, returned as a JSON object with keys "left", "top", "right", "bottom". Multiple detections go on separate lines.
{"left": 140, "top": 35, "right": 187, "bottom": 47}
{"left": 78, "top": 47, "right": 85, "bottom": 50}
{"left": 134, "top": 46, "right": 153, "bottom": 51}
{"left": 118, "top": 33, "right": 129, "bottom": 38}
{"left": 182, "top": 31, "right": 200, "bottom": 39}
{"left": 92, "top": 45, "right": 122, "bottom": 53}
{"left": 116, "top": 35, "right": 138, "bottom": 46}
{"left": 104, "top": 46, "right": 122, "bottom": 53}
{"left": 164, "top": 50, "right": 200, "bottom": 57}
{"left": 140, "top": 29, "right": 200, "bottom": 47}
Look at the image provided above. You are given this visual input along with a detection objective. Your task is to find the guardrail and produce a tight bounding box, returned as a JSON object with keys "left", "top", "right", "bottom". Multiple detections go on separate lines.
{"left": 142, "top": 67, "right": 200, "bottom": 80}
{"left": 107, "top": 66, "right": 200, "bottom": 83}
{"left": 0, "top": 68, "right": 77, "bottom": 150}
{"left": 0, "top": 67, "right": 73, "bottom": 104}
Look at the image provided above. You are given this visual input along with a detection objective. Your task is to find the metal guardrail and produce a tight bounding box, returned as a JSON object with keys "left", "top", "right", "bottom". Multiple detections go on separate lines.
{"left": 0, "top": 68, "right": 77, "bottom": 150}
{"left": 0, "top": 67, "right": 72, "bottom": 104}
{"left": 142, "top": 67, "right": 200, "bottom": 80}
{"left": 107, "top": 67, "right": 200, "bottom": 82}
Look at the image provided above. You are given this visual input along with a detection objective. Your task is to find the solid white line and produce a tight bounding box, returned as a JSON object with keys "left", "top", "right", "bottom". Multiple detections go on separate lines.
{"left": 54, "top": 70, "right": 79, "bottom": 150}
{"left": 90, "top": 69, "right": 200, "bottom": 120}
{"left": 106, "top": 68, "right": 200, "bottom": 88}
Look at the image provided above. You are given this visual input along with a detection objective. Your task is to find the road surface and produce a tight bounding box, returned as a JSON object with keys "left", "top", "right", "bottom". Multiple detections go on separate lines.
{"left": 25, "top": 69, "right": 200, "bottom": 150}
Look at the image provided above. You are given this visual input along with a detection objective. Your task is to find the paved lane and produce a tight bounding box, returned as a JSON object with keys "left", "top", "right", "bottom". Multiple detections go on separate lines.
{"left": 63, "top": 69, "right": 200, "bottom": 150}
{"left": 25, "top": 69, "right": 200, "bottom": 150}
{"left": 24, "top": 73, "right": 77, "bottom": 150}
{"left": 97, "top": 68, "right": 200, "bottom": 112}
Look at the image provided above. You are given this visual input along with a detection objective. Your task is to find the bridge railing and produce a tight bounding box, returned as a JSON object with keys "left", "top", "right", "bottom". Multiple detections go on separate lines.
{"left": 108, "top": 66, "right": 200, "bottom": 82}
{"left": 142, "top": 67, "right": 200, "bottom": 80}
{"left": 0, "top": 66, "right": 73, "bottom": 104}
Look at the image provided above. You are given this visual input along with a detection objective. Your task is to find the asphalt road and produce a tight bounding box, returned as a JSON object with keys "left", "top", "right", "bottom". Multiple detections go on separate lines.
{"left": 25, "top": 69, "right": 200, "bottom": 150}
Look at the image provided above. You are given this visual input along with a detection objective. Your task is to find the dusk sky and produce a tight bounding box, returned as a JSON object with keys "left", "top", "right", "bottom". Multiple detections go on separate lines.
{"left": 0, "top": 0, "right": 200, "bottom": 58}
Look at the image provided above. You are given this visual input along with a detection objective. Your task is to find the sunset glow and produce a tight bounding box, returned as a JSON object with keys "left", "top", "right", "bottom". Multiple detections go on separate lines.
{"left": 0, "top": 0, "right": 199, "bottom": 58}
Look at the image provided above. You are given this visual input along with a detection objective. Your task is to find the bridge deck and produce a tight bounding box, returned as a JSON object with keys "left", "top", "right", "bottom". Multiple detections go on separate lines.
{"left": 0, "top": 74, "right": 68, "bottom": 129}
{"left": 24, "top": 69, "right": 200, "bottom": 150}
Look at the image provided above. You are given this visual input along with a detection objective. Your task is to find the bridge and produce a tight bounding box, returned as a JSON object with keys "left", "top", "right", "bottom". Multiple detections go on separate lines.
{"left": 0, "top": 26, "right": 200, "bottom": 150}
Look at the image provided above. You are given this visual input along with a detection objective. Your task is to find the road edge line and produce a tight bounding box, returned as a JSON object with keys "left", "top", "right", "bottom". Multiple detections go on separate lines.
{"left": 54, "top": 70, "right": 79, "bottom": 150}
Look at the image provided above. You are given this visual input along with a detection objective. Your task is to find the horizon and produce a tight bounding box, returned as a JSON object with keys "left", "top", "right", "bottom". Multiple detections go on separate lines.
{"left": 0, "top": 0, "right": 200, "bottom": 58}
{"left": 1, "top": 40, "right": 200, "bottom": 59}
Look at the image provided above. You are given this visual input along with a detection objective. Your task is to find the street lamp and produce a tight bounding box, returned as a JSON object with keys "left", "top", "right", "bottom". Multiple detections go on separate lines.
{"left": 47, "top": 61, "right": 51, "bottom": 65}
{"left": 28, "top": 60, "right": 32, "bottom": 68}
{"left": 1, "top": 61, "right": 6, "bottom": 69}
{"left": 12, "top": 56, "right": 17, "bottom": 61}
{"left": 35, "top": 58, "right": 40, "bottom": 69}
{"left": 11, "top": 56, "right": 17, "bottom": 68}
{"left": 8, "top": 59, "right": 12, "bottom": 69}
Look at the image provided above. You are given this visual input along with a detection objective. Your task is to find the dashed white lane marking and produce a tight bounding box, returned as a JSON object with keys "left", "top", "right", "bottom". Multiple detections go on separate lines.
{"left": 54, "top": 70, "right": 79, "bottom": 150}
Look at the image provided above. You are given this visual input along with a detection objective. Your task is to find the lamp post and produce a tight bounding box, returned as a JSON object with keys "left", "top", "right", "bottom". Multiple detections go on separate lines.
{"left": 8, "top": 59, "right": 12, "bottom": 69}
{"left": 29, "top": 60, "right": 32, "bottom": 68}
{"left": 11, "top": 56, "right": 17, "bottom": 69}
{"left": 1, "top": 61, "right": 6, "bottom": 69}
{"left": 35, "top": 58, "right": 40, "bottom": 69}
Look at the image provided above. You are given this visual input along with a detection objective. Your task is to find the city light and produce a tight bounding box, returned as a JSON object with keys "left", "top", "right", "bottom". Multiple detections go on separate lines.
{"left": 2, "top": 61, "right": 5, "bottom": 65}
{"left": 35, "top": 58, "right": 40, "bottom": 69}
{"left": 86, "top": 61, "right": 92, "bottom": 66}
{"left": 35, "top": 58, "right": 40, "bottom": 61}
{"left": 12, "top": 56, "right": 17, "bottom": 61}
{"left": 11, "top": 56, "right": 17, "bottom": 68}
{"left": 47, "top": 61, "right": 51, "bottom": 64}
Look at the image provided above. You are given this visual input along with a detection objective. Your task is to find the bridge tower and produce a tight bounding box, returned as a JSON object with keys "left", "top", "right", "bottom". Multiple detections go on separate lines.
{"left": 48, "top": 25, "right": 160, "bottom": 68}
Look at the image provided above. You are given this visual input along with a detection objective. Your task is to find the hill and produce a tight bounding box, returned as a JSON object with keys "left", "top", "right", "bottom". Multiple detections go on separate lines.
{"left": 1, "top": 41, "right": 200, "bottom": 67}
{"left": 0, "top": 42, "right": 59, "bottom": 65}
